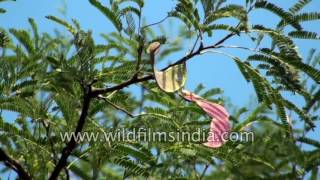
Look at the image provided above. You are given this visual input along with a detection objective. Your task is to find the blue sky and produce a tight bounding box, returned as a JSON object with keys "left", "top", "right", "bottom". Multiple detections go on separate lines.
{"left": 0, "top": 0, "right": 320, "bottom": 178}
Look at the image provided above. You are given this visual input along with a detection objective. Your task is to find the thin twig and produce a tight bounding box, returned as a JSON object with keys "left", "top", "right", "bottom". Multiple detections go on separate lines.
{"left": 98, "top": 95, "right": 134, "bottom": 118}
{"left": 200, "top": 164, "right": 209, "bottom": 180}
{"left": 161, "top": 32, "right": 236, "bottom": 71}
{"left": 132, "top": 43, "right": 144, "bottom": 79}
{"left": 42, "top": 119, "right": 71, "bottom": 179}
{"left": 41, "top": 120, "right": 57, "bottom": 164}
{"left": 138, "top": 7, "right": 142, "bottom": 33}
{"left": 190, "top": 35, "right": 200, "bottom": 54}
{"left": 140, "top": 16, "right": 169, "bottom": 30}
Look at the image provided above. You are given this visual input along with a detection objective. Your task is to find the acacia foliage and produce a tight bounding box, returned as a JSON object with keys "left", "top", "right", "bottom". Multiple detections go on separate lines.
{"left": 0, "top": 0, "right": 320, "bottom": 179}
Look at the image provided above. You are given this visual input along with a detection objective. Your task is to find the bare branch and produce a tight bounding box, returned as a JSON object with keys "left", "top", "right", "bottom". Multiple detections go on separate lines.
{"left": 91, "top": 75, "right": 153, "bottom": 96}
{"left": 0, "top": 148, "right": 31, "bottom": 180}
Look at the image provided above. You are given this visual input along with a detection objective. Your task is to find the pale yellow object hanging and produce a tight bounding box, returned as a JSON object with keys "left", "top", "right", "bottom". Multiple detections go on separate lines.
{"left": 147, "top": 42, "right": 187, "bottom": 93}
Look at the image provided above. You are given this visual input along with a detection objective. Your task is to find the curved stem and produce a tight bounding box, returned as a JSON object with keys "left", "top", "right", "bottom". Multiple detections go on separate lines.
{"left": 140, "top": 16, "right": 168, "bottom": 30}
{"left": 0, "top": 148, "right": 31, "bottom": 180}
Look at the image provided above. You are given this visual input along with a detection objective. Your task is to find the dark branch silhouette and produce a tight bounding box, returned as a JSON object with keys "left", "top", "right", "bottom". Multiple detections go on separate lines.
{"left": 0, "top": 148, "right": 31, "bottom": 180}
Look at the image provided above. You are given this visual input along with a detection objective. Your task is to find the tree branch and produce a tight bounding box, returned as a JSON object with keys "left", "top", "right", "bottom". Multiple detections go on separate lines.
{"left": 165, "top": 32, "right": 236, "bottom": 70}
{"left": 98, "top": 94, "right": 134, "bottom": 118}
{"left": 140, "top": 15, "right": 169, "bottom": 30}
{"left": 91, "top": 32, "right": 236, "bottom": 96}
{"left": 200, "top": 164, "right": 209, "bottom": 180}
{"left": 91, "top": 75, "right": 153, "bottom": 96}
{"left": 49, "top": 89, "right": 92, "bottom": 180}
{"left": 0, "top": 148, "right": 31, "bottom": 180}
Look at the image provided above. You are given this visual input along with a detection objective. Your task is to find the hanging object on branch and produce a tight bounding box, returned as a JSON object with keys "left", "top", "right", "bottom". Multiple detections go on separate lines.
{"left": 181, "top": 90, "right": 231, "bottom": 148}
{"left": 148, "top": 42, "right": 187, "bottom": 93}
